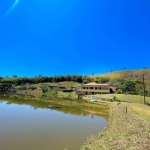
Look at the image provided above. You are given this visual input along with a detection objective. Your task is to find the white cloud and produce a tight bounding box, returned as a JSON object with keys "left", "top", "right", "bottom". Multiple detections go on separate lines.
{"left": 0, "top": 0, "right": 20, "bottom": 20}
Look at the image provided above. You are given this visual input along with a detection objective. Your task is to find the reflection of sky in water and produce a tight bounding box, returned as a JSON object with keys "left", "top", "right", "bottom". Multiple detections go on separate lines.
{"left": 0, "top": 101, "right": 107, "bottom": 150}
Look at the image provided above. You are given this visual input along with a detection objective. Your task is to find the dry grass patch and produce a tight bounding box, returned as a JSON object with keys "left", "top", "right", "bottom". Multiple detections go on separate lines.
{"left": 127, "top": 103, "right": 150, "bottom": 121}
{"left": 81, "top": 103, "right": 150, "bottom": 150}
{"left": 96, "top": 69, "right": 150, "bottom": 81}
{"left": 16, "top": 89, "right": 43, "bottom": 97}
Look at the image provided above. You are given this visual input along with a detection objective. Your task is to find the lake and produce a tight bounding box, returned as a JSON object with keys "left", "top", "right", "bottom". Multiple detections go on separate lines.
{"left": 0, "top": 97, "right": 108, "bottom": 150}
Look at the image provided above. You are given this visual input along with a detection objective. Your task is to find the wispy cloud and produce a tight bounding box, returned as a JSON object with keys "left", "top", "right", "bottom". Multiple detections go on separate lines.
{"left": 0, "top": 0, "right": 20, "bottom": 19}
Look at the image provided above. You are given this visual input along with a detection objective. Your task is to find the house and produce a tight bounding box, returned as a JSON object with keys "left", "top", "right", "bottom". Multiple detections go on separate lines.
{"left": 76, "top": 82, "right": 111, "bottom": 95}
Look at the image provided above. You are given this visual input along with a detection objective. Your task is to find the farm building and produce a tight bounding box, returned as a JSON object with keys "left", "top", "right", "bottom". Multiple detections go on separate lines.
{"left": 76, "top": 82, "right": 115, "bottom": 95}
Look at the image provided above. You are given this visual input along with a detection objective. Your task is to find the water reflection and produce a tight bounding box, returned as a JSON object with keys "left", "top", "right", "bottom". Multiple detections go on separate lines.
{"left": 0, "top": 94, "right": 109, "bottom": 119}
{"left": 0, "top": 95, "right": 108, "bottom": 150}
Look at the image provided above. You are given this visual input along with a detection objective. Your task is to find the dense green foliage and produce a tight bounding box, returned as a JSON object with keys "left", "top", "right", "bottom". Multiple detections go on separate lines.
{"left": 0, "top": 75, "right": 92, "bottom": 85}
{"left": 115, "top": 79, "right": 137, "bottom": 94}
{"left": 0, "top": 83, "right": 13, "bottom": 92}
{"left": 94, "top": 77, "right": 110, "bottom": 83}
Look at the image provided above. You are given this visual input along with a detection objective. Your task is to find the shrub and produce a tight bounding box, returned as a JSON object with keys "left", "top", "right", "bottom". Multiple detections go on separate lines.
{"left": 40, "top": 86, "right": 48, "bottom": 93}
{"left": 21, "top": 86, "right": 27, "bottom": 90}
{"left": 111, "top": 96, "right": 120, "bottom": 102}
{"left": 28, "top": 86, "right": 37, "bottom": 90}
{"left": 94, "top": 77, "right": 110, "bottom": 83}
{"left": 116, "top": 89, "right": 122, "bottom": 94}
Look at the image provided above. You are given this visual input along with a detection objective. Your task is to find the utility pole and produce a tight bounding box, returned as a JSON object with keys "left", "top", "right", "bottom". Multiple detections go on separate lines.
{"left": 143, "top": 74, "right": 146, "bottom": 104}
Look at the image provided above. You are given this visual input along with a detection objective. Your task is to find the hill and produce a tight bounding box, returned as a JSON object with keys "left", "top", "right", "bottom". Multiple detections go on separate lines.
{"left": 96, "top": 69, "right": 150, "bottom": 82}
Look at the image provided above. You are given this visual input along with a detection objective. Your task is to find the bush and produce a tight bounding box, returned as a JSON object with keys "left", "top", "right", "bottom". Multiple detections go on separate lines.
{"left": 28, "top": 86, "right": 37, "bottom": 90}
{"left": 94, "top": 77, "right": 110, "bottom": 83}
{"left": 116, "top": 89, "right": 122, "bottom": 94}
{"left": 40, "top": 86, "right": 48, "bottom": 93}
{"left": 21, "top": 86, "right": 27, "bottom": 90}
{"left": 111, "top": 96, "right": 120, "bottom": 102}
{"left": 147, "top": 92, "right": 150, "bottom": 97}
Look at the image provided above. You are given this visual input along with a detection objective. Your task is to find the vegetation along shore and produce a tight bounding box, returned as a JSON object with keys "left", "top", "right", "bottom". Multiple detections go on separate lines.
{"left": 81, "top": 95, "right": 150, "bottom": 150}
{"left": 0, "top": 69, "right": 150, "bottom": 149}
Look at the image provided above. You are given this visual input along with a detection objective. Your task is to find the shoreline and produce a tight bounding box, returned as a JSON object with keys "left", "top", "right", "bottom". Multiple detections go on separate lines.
{"left": 81, "top": 102, "right": 150, "bottom": 150}
{"left": 1, "top": 93, "right": 150, "bottom": 149}
{"left": 82, "top": 109, "right": 109, "bottom": 115}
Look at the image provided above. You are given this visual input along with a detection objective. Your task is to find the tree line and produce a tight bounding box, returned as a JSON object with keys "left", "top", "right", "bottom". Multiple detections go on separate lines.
{"left": 0, "top": 75, "right": 92, "bottom": 85}
{"left": 0, "top": 75, "right": 149, "bottom": 96}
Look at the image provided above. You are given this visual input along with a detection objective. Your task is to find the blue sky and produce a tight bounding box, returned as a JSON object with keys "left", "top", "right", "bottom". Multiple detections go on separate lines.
{"left": 0, "top": 0, "right": 150, "bottom": 77}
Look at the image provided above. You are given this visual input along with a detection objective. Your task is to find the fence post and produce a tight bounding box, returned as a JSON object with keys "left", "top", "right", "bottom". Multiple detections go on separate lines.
{"left": 126, "top": 106, "right": 127, "bottom": 114}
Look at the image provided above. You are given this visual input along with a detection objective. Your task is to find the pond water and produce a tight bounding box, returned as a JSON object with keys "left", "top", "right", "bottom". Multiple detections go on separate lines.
{"left": 0, "top": 97, "right": 108, "bottom": 150}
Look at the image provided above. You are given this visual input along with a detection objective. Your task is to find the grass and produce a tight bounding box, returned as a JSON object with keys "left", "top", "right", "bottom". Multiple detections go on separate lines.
{"left": 15, "top": 81, "right": 81, "bottom": 99}
{"left": 16, "top": 89, "right": 43, "bottom": 97}
{"left": 128, "top": 103, "right": 150, "bottom": 121}
{"left": 42, "top": 91, "right": 79, "bottom": 100}
{"left": 15, "top": 87, "right": 79, "bottom": 100}
{"left": 87, "top": 94, "right": 150, "bottom": 103}
{"left": 95, "top": 69, "right": 150, "bottom": 81}
{"left": 81, "top": 102, "right": 150, "bottom": 150}
{"left": 9, "top": 83, "right": 150, "bottom": 149}
{"left": 15, "top": 81, "right": 81, "bottom": 89}
{"left": 31, "top": 82, "right": 58, "bottom": 87}
{"left": 57, "top": 91, "right": 78, "bottom": 99}
{"left": 15, "top": 82, "right": 58, "bottom": 89}
{"left": 92, "top": 69, "right": 150, "bottom": 90}
{"left": 57, "top": 81, "right": 81, "bottom": 87}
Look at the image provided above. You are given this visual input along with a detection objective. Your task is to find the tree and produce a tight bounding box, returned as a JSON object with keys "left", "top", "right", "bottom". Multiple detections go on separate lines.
{"left": 40, "top": 86, "right": 48, "bottom": 93}
{"left": 0, "top": 83, "right": 12, "bottom": 92}
{"left": 38, "top": 74, "right": 42, "bottom": 77}
{"left": 0, "top": 76, "right": 3, "bottom": 81}
{"left": 94, "top": 77, "right": 109, "bottom": 83}
{"left": 53, "top": 89, "right": 58, "bottom": 98}
{"left": 12, "top": 75, "right": 17, "bottom": 78}
{"left": 115, "top": 80, "right": 137, "bottom": 94}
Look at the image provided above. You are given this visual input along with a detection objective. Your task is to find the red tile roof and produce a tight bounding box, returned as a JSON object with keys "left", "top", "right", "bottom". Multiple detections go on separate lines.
{"left": 83, "top": 82, "right": 109, "bottom": 86}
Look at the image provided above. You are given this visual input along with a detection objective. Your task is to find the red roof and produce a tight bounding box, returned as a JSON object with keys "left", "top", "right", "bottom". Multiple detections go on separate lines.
{"left": 83, "top": 82, "right": 109, "bottom": 86}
